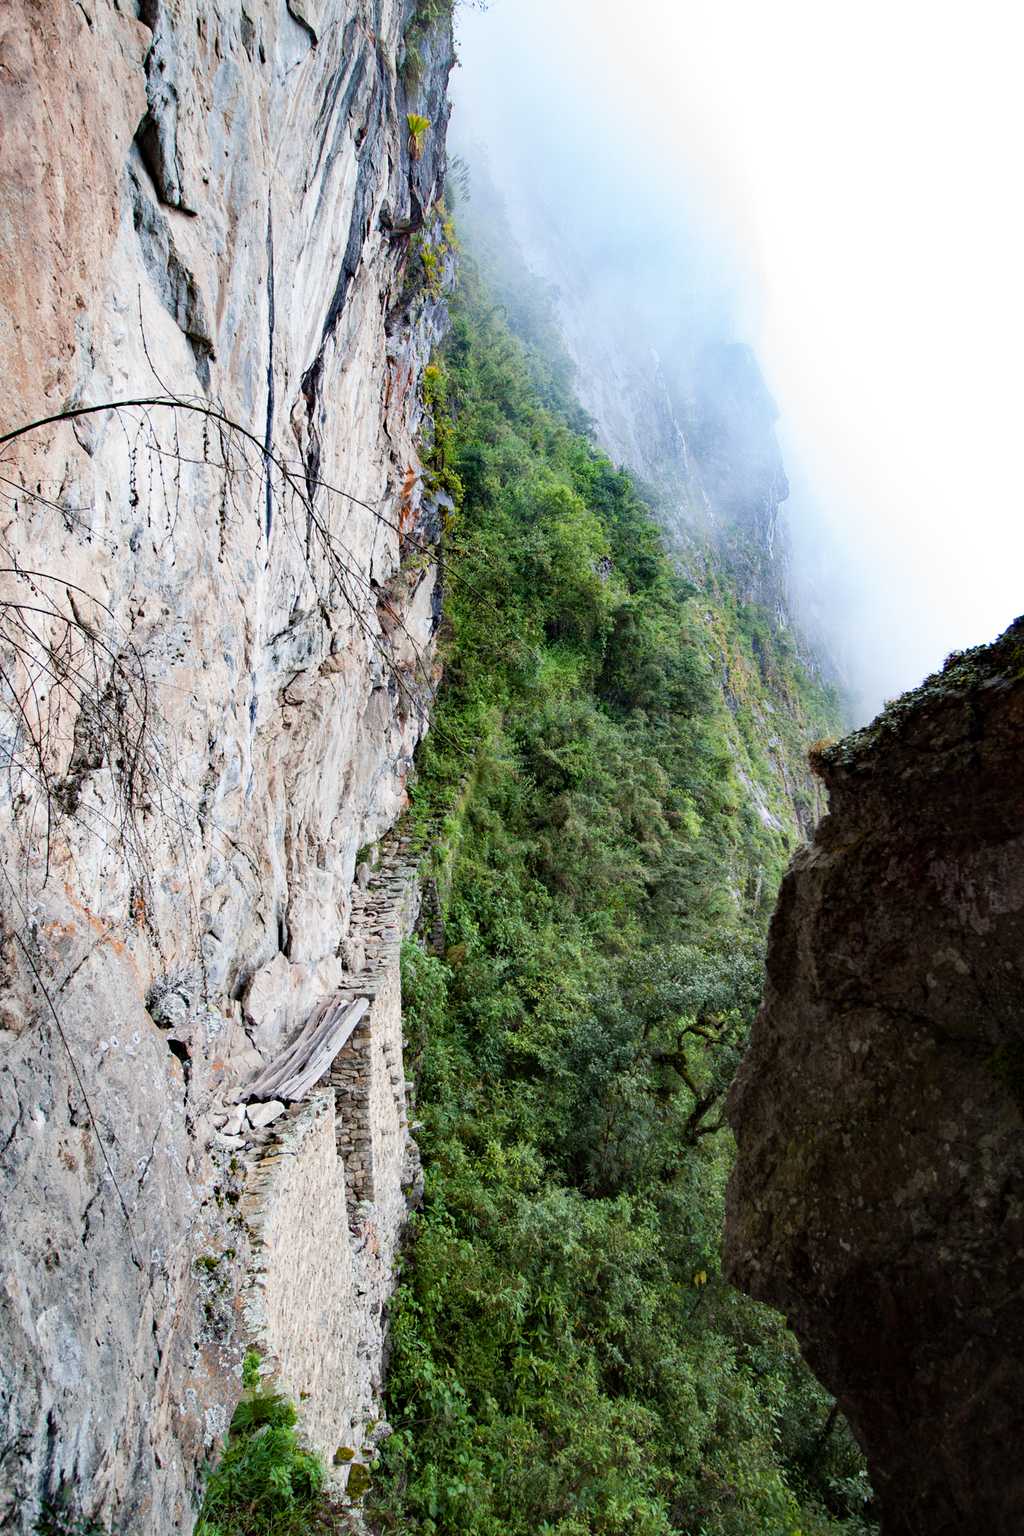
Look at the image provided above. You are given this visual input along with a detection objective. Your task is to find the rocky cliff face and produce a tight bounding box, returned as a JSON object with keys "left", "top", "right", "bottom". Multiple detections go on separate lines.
{"left": 687, "top": 341, "right": 790, "bottom": 620}
{"left": 725, "top": 618, "right": 1024, "bottom": 1534}
{"left": 534, "top": 264, "right": 794, "bottom": 621}
{"left": 0, "top": 1, "right": 453, "bottom": 1529}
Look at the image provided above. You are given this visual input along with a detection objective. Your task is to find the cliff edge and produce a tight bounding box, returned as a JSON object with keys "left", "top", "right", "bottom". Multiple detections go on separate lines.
{"left": 725, "top": 617, "right": 1024, "bottom": 1533}
{"left": 0, "top": 1, "right": 454, "bottom": 1529}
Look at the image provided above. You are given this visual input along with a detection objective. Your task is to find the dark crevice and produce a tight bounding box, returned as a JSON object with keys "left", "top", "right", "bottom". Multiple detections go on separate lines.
{"left": 0, "top": 1091, "right": 22, "bottom": 1163}
{"left": 39, "top": 1411, "right": 59, "bottom": 1504}
{"left": 300, "top": 353, "right": 324, "bottom": 535}
{"left": 167, "top": 1038, "right": 189, "bottom": 1070}
{"left": 285, "top": 0, "right": 318, "bottom": 47}
{"left": 129, "top": 169, "right": 214, "bottom": 384}
{"left": 230, "top": 967, "right": 252, "bottom": 1005}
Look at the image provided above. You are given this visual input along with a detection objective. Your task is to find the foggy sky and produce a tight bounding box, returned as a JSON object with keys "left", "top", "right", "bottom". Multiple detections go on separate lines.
{"left": 450, "top": 0, "right": 1024, "bottom": 721}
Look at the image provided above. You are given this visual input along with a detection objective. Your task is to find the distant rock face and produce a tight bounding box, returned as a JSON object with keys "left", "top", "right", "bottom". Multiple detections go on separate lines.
{"left": 688, "top": 342, "right": 790, "bottom": 617}
{"left": 0, "top": 0, "right": 453, "bottom": 1529}
{"left": 492, "top": 201, "right": 793, "bottom": 617}
{"left": 725, "top": 618, "right": 1024, "bottom": 1535}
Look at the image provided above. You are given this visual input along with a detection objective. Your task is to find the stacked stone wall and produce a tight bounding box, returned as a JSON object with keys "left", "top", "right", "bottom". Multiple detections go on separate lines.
{"left": 237, "top": 830, "right": 422, "bottom": 1490}
{"left": 241, "top": 1094, "right": 359, "bottom": 1465}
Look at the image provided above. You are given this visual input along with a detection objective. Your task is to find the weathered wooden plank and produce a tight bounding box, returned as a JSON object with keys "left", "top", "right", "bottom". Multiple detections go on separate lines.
{"left": 246, "top": 994, "right": 370, "bottom": 1102}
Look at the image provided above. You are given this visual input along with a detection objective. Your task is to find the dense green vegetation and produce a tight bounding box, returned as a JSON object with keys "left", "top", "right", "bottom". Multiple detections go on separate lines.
{"left": 34, "top": 1500, "right": 109, "bottom": 1536}
{"left": 195, "top": 1356, "right": 344, "bottom": 1536}
{"left": 369, "top": 234, "right": 869, "bottom": 1536}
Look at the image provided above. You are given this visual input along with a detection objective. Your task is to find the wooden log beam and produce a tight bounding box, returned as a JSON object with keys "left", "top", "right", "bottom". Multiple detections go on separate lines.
{"left": 245, "top": 994, "right": 370, "bottom": 1103}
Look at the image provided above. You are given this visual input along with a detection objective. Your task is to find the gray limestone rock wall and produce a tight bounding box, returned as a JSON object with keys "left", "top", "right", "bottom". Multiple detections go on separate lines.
{"left": 725, "top": 618, "right": 1024, "bottom": 1535}
{"left": 0, "top": 1, "right": 453, "bottom": 1530}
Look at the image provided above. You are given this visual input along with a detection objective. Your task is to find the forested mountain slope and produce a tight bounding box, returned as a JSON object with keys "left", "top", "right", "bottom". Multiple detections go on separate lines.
{"left": 369, "top": 233, "right": 872, "bottom": 1535}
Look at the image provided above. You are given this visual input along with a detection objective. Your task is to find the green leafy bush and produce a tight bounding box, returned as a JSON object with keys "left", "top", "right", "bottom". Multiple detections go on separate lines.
{"left": 196, "top": 1360, "right": 344, "bottom": 1536}
{"left": 34, "top": 1498, "right": 108, "bottom": 1536}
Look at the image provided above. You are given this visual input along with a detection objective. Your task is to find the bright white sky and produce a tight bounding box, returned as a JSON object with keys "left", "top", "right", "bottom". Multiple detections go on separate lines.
{"left": 454, "top": 0, "right": 1024, "bottom": 717}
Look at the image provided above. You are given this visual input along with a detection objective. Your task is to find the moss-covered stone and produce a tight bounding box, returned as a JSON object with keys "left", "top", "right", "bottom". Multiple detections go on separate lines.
{"left": 345, "top": 1461, "right": 371, "bottom": 1499}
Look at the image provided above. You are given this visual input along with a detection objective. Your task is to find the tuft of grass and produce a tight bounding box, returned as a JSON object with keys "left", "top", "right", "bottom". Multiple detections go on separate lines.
{"left": 421, "top": 359, "right": 463, "bottom": 506}
{"left": 228, "top": 1392, "right": 298, "bottom": 1436}
{"left": 406, "top": 113, "right": 431, "bottom": 161}
{"left": 808, "top": 735, "right": 838, "bottom": 777}
{"left": 400, "top": 38, "right": 424, "bottom": 88}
